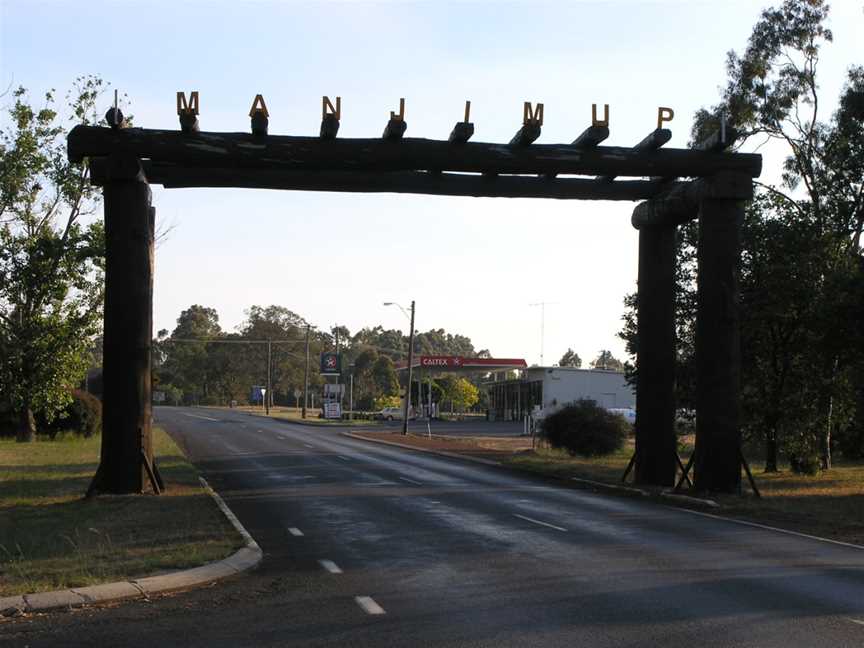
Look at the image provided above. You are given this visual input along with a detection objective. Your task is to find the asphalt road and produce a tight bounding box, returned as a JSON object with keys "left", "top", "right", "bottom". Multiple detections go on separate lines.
{"left": 4, "top": 406, "right": 864, "bottom": 647}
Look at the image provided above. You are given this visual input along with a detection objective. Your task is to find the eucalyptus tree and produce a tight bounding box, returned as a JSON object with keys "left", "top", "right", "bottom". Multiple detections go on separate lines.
{"left": 0, "top": 77, "right": 110, "bottom": 441}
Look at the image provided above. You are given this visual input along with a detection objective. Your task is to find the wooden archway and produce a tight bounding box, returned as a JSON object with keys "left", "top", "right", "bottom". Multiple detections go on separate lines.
{"left": 67, "top": 99, "right": 760, "bottom": 495}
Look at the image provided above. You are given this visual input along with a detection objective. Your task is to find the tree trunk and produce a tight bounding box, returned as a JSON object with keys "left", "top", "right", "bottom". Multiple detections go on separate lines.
{"left": 16, "top": 406, "right": 35, "bottom": 443}
{"left": 764, "top": 428, "right": 778, "bottom": 472}
{"left": 693, "top": 197, "right": 744, "bottom": 494}
{"left": 88, "top": 154, "right": 154, "bottom": 495}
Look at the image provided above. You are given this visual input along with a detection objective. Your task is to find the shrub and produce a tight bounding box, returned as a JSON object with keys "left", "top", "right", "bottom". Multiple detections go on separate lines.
{"left": 785, "top": 433, "right": 821, "bottom": 475}
{"left": 540, "top": 399, "right": 628, "bottom": 458}
{"left": 44, "top": 389, "right": 103, "bottom": 439}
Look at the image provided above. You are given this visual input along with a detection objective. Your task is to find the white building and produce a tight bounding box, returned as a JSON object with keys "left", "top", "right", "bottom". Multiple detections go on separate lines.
{"left": 486, "top": 366, "right": 635, "bottom": 421}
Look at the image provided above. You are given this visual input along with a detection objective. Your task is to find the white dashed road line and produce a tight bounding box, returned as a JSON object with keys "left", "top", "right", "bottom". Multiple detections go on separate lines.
{"left": 399, "top": 477, "right": 422, "bottom": 485}
{"left": 304, "top": 444, "right": 314, "bottom": 449}
{"left": 848, "top": 618, "right": 864, "bottom": 626}
{"left": 514, "top": 513, "right": 567, "bottom": 532}
{"left": 183, "top": 413, "right": 220, "bottom": 421}
{"left": 337, "top": 455, "right": 351, "bottom": 461}
{"left": 319, "top": 559, "right": 343, "bottom": 574}
{"left": 355, "top": 596, "right": 386, "bottom": 615}
{"left": 287, "top": 527, "right": 304, "bottom": 537}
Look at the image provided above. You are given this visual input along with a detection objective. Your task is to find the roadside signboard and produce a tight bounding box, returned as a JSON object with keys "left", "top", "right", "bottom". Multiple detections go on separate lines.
{"left": 293, "top": 389, "right": 302, "bottom": 399}
{"left": 320, "top": 352, "right": 341, "bottom": 375}
{"left": 324, "top": 402, "right": 342, "bottom": 419}
{"left": 153, "top": 391, "right": 166, "bottom": 403}
{"left": 420, "top": 355, "right": 463, "bottom": 368}
{"left": 324, "top": 383, "right": 344, "bottom": 397}
{"left": 251, "top": 385, "right": 265, "bottom": 402}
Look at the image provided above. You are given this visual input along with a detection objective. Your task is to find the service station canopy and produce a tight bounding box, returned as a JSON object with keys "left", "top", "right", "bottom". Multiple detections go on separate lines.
{"left": 395, "top": 356, "right": 528, "bottom": 374}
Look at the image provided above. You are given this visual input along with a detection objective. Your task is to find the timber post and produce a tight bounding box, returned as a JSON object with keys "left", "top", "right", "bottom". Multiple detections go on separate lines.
{"left": 633, "top": 222, "right": 678, "bottom": 487}
{"left": 693, "top": 190, "right": 745, "bottom": 493}
{"left": 90, "top": 152, "right": 154, "bottom": 495}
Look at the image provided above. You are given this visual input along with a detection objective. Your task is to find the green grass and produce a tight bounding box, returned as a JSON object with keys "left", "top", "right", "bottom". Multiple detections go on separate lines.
{"left": 505, "top": 441, "right": 864, "bottom": 546}
{"left": 0, "top": 427, "right": 243, "bottom": 597}
{"left": 502, "top": 443, "right": 634, "bottom": 484}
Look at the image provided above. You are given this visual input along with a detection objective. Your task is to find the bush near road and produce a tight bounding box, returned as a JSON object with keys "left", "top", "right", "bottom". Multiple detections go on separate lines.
{"left": 540, "top": 399, "right": 628, "bottom": 458}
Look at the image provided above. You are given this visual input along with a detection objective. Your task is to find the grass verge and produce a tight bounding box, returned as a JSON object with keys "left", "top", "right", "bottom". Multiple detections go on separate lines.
{"left": 350, "top": 431, "right": 864, "bottom": 546}
{"left": 220, "top": 405, "right": 378, "bottom": 426}
{"left": 0, "top": 427, "right": 243, "bottom": 597}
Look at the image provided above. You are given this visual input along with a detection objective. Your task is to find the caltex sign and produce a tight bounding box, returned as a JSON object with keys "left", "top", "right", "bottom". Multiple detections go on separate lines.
{"left": 420, "top": 356, "right": 463, "bottom": 368}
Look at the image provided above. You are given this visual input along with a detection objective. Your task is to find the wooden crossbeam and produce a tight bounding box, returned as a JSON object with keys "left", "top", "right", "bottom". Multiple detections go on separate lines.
{"left": 106, "top": 162, "right": 678, "bottom": 200}
{"left": 69, "top": 126, "right": 762, "bottom": 180}
{"left": 596, "top": 128, "right": 671, "bottom": 183}
{"left": 544, "top": 124, "right": 610, "bottom": 180}
{"left": 630, "top": 172, "right": 754, "bottom": 228}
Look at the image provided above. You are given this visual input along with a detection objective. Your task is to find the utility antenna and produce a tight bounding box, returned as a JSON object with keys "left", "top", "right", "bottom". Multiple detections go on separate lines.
{"left": 529, "top": 302, "right": 558, "bottom": 366}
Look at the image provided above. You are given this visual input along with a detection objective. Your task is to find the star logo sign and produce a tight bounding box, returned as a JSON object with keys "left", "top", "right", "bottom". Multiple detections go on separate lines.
{"left": 454, "top": 357, "right": 462, "bottom": 366}
{"left": 326, "top": 356, "right": 336, "bottom": 368}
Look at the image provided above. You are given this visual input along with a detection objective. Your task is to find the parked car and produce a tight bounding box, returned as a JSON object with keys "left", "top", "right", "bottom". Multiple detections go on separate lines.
{"left": 375, "top": 406, "right": 416, "bottom": 421}
{"left": 607, "top": 407, "right": 636, "bottom": 425}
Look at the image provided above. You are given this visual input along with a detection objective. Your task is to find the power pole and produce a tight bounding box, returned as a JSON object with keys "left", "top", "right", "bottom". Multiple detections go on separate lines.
{"left": 402, "top": 300, "right": 416, "bottom": 435}
{"left": 302, "top": 324, "right": 310, "bottom": 419}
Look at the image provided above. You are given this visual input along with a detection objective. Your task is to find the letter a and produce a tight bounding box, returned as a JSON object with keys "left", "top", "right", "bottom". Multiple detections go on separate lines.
{"left": 249, "top": 94, "right": 269, "bottom": 117}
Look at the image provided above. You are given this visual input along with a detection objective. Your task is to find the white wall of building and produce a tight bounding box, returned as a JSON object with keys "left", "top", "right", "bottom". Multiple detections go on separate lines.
{"left": 525, "top": 367, "right": 635, "bottom": 414}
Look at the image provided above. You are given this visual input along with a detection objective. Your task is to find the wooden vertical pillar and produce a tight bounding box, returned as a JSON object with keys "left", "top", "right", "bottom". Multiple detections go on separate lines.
{"left": 92, "top": 154, "right": 154, "bottom": 494}
{"left": 693, "top": 197, "right": 743, "bottom": 493}
{"left": 634, "top": 224, "right": 677, "bottom": 487}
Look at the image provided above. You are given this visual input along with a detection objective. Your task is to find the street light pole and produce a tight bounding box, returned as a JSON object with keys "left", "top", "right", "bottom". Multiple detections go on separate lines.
{"left": 302, "top": 324, "right": 310, "bottom": 419}
{"left": 349, "top": 365, "right": 354, "bottom": 421}
{"left": 403, "top": 300, "right": 416, "bottom": 435}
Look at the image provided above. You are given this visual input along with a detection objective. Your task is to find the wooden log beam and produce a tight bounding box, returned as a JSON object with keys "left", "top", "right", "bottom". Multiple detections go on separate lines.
{"left": 320, "top": 114, "right": 340, "bottom": 139}
{"left": 631, "top": 172, "right": 754, "bottom": 229}
{"left": 449, "top": 121, "right": 474, "bottom": 144}
{"left": 68, "top": 125, "right": 762, "bottom": 179}
{"left": 90, "top": 153, "right": 154, "bottom": 495}
{"left": 100, "top": 161, "right": 679, "bottom": 200}
{"left": 543, "top": 125, "right": 610, "bottom": 180}
{"left": 596, "top": 128, "right": 671, "bottom": 183}
{"left": 634, "top": 223, "right": 678, "bottom": 487}
{"left": 693, "top": 197, "right": 744, "bottom": 494}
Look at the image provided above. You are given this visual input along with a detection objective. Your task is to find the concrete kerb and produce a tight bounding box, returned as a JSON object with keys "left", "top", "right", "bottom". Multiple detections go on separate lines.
{"left": 0, "top": 478, "right": 261, "bottom": 617}
{"left": 342, "top": 431, "right": 722, "bottom": 507}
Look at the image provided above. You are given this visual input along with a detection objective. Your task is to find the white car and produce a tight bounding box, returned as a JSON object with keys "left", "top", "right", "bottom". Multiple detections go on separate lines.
{"left": 376, "top": 406, "right": 416, "bottom": 421}
{"left": 607, "top": 407, "right": 636, "bottom": 425}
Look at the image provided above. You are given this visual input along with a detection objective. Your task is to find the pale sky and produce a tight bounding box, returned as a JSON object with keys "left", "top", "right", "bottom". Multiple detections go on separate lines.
{"left": 2, "top": 0, "right": 862, "bottom": 365}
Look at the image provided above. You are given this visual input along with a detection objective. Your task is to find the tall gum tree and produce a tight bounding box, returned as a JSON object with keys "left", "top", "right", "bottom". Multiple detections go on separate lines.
{"left": 0, "top": 77, "right": 113, "bottom": 441}
{"left": 690, "top": 0, "right": 864, "bottom": 469}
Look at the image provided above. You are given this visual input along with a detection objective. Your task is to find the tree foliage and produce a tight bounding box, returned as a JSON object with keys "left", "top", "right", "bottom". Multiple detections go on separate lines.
{"left": 153, "top": 304, "right": 486, "bottom": 412}
{"left": 621, "top": 0, "right": 864, "bottom": 470}
{"left": 590, "top": 350, "right": 624, "bottom": 371}
{"left": 0, "top": 77, "right": 110, "bottom": 441}
{"left": 558, "top": 348, "right": 582, "bottom": 368}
